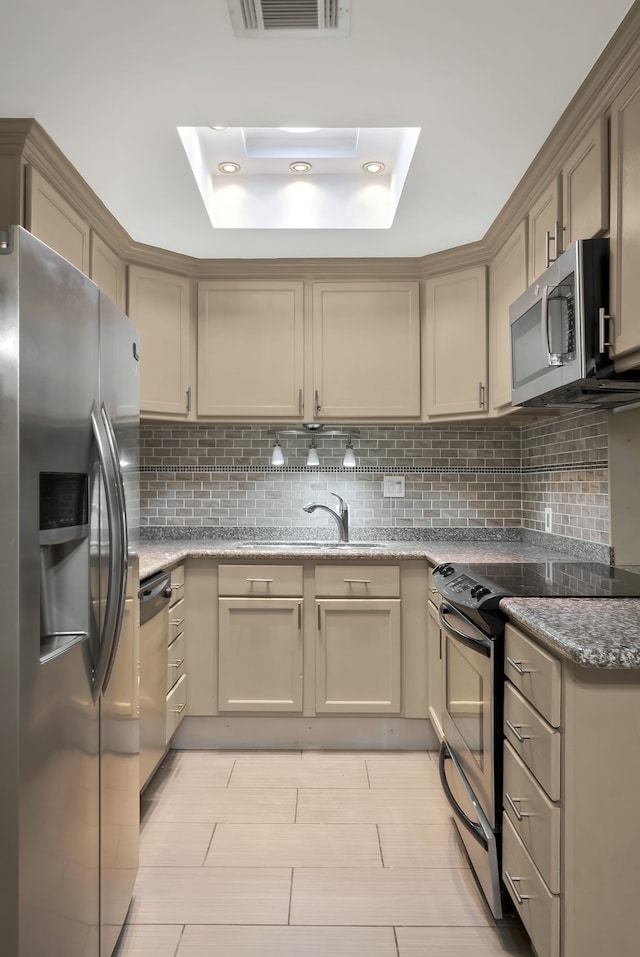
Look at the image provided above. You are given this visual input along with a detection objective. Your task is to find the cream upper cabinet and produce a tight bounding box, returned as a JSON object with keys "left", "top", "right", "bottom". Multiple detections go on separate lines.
{"left": 489, "top": 222, "right": 528, "bottom": 411}
{"left": 528, "top": 176, "right": 562, "bottom": 280}
{"left": 197, "top": 281, "right": 304, "bottom": 418}
{"left": 423, "top": 266, "right": 487, "bottom": 418}
{"left": 90, "top": 233, "right": 124, "bottom": 309}
{"left": 562, "top": 116, "right": 609, "bottom": 248}
{"left": 610, "top": 67, "right": 640, "bottom": 371}
{"left": 311, "top": 282, "right": 421, "bottom": 420}
{"left": 26, "top": 167, "right": 90, "bottom": 274}
{"left": 128, "top": 265, "right": 193, "bottom": 418}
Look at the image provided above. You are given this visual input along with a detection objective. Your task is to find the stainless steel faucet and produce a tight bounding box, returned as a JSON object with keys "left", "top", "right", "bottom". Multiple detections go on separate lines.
{"left": 303, "top": 492, "right": 349, "bottom": 542}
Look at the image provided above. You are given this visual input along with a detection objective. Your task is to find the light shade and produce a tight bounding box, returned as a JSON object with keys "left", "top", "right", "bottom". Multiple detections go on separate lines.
{"left": 306, "top": 440, "right": 320, "bottom": 466}
{"left": 271, "top": 440, "right": 285, "bottom": 466}
{"left": 343, "top": 438, "right": 356, "bottom": 467}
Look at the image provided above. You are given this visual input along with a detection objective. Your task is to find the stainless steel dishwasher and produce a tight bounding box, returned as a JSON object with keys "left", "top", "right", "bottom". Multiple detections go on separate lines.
{"left": 138, "top": 570, "right": 171, "bottom": 791}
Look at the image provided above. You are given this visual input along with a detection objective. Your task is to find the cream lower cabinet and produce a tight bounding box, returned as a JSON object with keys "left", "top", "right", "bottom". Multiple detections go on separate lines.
{"left": 423, "top": 266, "right": 487, "bottom": 418}
{"left": 502, "top": 620, "right": 640, "bottom": 957}
{"left": 218, "top": 599, "right": 303, "bottom": 712}
{"left": 311, "top": 282, "right": 421, "bottom": 420}
{"left": 315, "top": 599, "right": 401, "bottom": 713}
{"left": 166, "top": 564, "right": 187, "bottom": 740}
{"left": 426, "top": 599, "right": 443, "bottom": 739}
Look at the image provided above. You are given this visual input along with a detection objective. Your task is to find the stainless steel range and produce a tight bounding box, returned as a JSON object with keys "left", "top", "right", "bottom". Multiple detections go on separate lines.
{"left": 431, "top": 560, "right": 640, "bottom": 920}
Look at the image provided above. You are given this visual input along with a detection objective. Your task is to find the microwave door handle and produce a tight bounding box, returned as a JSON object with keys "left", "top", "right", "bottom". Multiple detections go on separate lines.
{"left": 438, "top": 602, "right": 492, "bottom": 655}
{"left": 541, "top": 284, "right": 554, "bottom": 366}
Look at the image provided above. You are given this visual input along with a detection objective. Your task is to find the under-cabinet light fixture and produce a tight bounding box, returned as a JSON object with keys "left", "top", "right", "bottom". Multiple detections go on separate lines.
{"left": 306, "top": 437, "right": 320, "bottom": 467}
{"left": 342, "top": 435, "right": 357, "bottom": 467}
{"left": 271, "top": 438, "right": 285, "bottom": 466}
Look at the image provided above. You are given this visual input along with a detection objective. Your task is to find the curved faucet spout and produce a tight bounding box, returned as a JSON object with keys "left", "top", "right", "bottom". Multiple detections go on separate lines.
{"left": 303, "top": 493, "right": 350, "bottom": 542}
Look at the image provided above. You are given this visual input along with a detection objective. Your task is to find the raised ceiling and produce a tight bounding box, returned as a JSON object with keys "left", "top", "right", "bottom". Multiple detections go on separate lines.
{"left": 0, "top": 0, "right": 635, "bottom": 259}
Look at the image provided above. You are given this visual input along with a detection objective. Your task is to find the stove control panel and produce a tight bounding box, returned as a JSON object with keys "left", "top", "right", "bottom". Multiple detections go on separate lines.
{"left": 432, "top": 563, "right": 507, "bottom": 607}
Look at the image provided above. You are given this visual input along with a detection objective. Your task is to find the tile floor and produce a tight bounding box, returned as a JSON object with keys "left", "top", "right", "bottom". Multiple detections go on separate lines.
{"left": 114, "top": 750, "right": 534, "bottom": 957}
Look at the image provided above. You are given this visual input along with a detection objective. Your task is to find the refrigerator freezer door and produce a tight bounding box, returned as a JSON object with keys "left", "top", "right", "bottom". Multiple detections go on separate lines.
{"left": 14, "top": 228, "right": 101, "bottom": 956}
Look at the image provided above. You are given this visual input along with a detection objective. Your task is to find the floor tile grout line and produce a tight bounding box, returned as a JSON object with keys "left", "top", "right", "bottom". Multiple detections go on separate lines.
{"left": 171, "top": 924, "right": 186, "bottom": 957}
{"left": 201, "top": 822, "right": 217, "bottom": 865}
{"left": 375, "top": 823, "right": 385, "bottom": 867}
{"left": 294, "top": 787, "right": 300, "bottom": 823}
{"left": 393, "top": 925, "right": 401, "bottom": 957}
{"left": 287, "top": 867, "right": 294, "bottom": 925}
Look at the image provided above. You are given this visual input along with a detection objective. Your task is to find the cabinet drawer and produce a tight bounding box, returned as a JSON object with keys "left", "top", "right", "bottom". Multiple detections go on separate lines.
{"left": 505, "top": 623, "right": 561, "bottom": 727}
{"left": 502, "top": 813, "right": 560, "bottom": 957}
{"left": 427, "top": 566, "right": 442, "bottom": 607}
{"left": 504, "top": 682, "right": 561, "bottom": 801}
{"left": 167, "top": 632, "right": 186, "bottom": 692}
{"left": 169, "top": 564, "right": 185, "bottom": 606}
{"left": 314, "top": 564, "right": 400, "bottom": 597}
{"left": 166, "top": 673, "right": 187, "bottom": 742}
{"left": 218, "top": 564, "right": 303, "bottom": 597}
{"left": 503, "top": 741, "right": 560, "bottom": 893}
{"left": 168, "top": 597, "right": 186, "bottom": 643}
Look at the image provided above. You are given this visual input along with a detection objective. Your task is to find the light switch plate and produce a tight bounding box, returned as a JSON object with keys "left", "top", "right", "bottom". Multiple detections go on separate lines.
{"left": 383, "top": 475, "right": 405, "bottom": 498}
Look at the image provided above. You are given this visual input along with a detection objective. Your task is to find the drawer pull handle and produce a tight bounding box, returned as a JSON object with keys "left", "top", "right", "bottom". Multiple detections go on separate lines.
{"left": 169, "top": 658, "right": 185, "bottom": 668}
{"left": 505, "top": 791, "right": 529, "bottom": 821}
{"left": 171, "top": 582, "right": 184, "bottom": 591}
{"left": 170, "top": 618, "right": 185, "bottom": 627}
{"left": 506, "top": 719, "right": 531, "bottom": 742}
{"left": 504, "top": 869, "right": 531, "bottom": 905}
{"left": 343, "top": 579, "right": 372, "bottom": 584}
{"left": 171, "top": 702, "right": 186, "bottom": 714}
{"left": 506, "top": 656, "right": 533, "bottom": 676}
{"left": 246, "top": 578, "right": 274, "bottom": 583}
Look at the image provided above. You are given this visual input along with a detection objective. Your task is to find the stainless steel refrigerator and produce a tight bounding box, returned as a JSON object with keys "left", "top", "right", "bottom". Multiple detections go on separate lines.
{"left": 0, "top": 226, "right": 140, "bottom": 956}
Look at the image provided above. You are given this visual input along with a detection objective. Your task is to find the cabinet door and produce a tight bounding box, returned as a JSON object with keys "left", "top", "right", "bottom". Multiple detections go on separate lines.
{"left": 528, "top": 176, "right": 562, "bottom": 280}
{"left": 426, "top": 600, "right": 443, "bottom": 739}
{"left": 198, "top": 281, "right": 304, "bottom": 418}
{"left": 218, "top": 598, "right": 303, "bottom": 712}
{"left": 26, "top": 167, "right": 90, "bottom": 273}
{"left": 424, "top": 266, "right": 487, "bottom": 417}
{"left": 128, "top": 265, "right": 192, "bottom": 417}
{"left": 610, "top": 67, "right": 640, "bottom": 370}
{"left": 562, "top": 116, "right": 609, "bottom": 247}
{"left": 312, "top": 282, "right": 420, "bottom": 419}
{"left": 489, "top": 222, "right": 528, "bottom": 410}
{"left": 315, "top": 599, "right": 401, "bottom": 713}
{"left": 90, "top": 233, "right": 125, "bottom": 309}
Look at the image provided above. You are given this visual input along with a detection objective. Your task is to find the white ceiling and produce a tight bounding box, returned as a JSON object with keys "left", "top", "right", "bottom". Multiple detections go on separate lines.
{"left": 0, "top": 0, "right": 635, "bottom": 260}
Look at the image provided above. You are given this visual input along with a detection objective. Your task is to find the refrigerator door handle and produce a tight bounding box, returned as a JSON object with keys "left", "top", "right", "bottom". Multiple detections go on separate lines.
{"left": 99, "top": 402, "right": 129, "bottom": 695}
{"left": 90, "top": 401, "right": 125, "bottom": 701}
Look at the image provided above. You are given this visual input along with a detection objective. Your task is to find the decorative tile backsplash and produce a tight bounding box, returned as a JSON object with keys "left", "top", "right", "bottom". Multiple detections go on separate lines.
{"left": 140, "top": 410, "right": 609, "bottom": 546}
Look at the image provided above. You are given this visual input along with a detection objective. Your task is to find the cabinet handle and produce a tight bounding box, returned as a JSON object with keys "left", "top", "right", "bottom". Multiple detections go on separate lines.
{"left": 506, "top": 656, "right": 533, "bottom": 676}
{"left": 298, "top": 388, "right": 304, "bottom": 416}
{"left": 544, "top": 230, "right": 551, "bottom": 269}
{"left": 314, "top": 390, "right": 321, "bottom": 415}
{"left": 504, "top": 869, "right": 530, "bottom": 905}
{"left": 245, "top": 578, "right": 273, "bottom": 583}
{"left": 171, "top": 701, "right": 187, "bottom": 714}
{"left": 478, "top": 382, "right": 485, "bottom": 409}
{"left": 170, "top": 618, "right": 185, "bottom": 627}
{"left": 298, "top": 603, "right": 302, "bottom": 629}
{"left": 343, "top": 579, "right": 372, "bottom": 584}
{"left": 318, "top": 604, "right": 321, "bottom": 630}
{"left": 545, "top": 221, "right": 564, "bottom": 268}
{"left": 598, "top": 307, "right": 613, "bottom": 354}
{"left": 505, "top": 719, "right": 531, "bottom": 742}
{"left": 186, "top": 386, "right": 192, "bottom": 413}
{"left": 505, "top": 791, "right": 529, "bottom": 821}
{"left": 169, "top": 658, "right": 185, "bottom": 668}
{"left": 171, "top": 582, "right": 184, "bottom": 592}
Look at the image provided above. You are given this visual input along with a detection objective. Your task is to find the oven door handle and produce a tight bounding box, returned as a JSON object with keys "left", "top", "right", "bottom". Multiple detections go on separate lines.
{"left": 438, "top": 602, "right": 492, "bottom": 656}
{"left": 438, "top": 741, "right": 492, "bottom": 850}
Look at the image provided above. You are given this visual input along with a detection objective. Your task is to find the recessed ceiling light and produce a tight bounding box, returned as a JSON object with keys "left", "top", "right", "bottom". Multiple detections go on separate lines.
{"left": 363, "top": 162, "right": 385, "bottom": 174}
{"left": 218, "top": 162, "right": 240, "bottom": 174}
{"left": 290, "top": 162, "right": 312, "bottom": 173}
{"left": 210, "top": 126, "right": 229, "bottom": 131}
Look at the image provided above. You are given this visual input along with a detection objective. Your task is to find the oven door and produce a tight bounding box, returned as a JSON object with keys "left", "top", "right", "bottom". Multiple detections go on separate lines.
{"left": 438, "top": 601, "right": 503, "bottom": 918}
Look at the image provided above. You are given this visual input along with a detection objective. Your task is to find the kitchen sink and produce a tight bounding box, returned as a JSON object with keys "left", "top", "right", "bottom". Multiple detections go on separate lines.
{"left": 231, "top": 541, "right": 386, "bottom": 549}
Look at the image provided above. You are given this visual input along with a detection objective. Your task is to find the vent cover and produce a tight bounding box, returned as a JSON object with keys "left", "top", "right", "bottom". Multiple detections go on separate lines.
{"left": 227, "top": 0, "right": 351, "bottom": 37}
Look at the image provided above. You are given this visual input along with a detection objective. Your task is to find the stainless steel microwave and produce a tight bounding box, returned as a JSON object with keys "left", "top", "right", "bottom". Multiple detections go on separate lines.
{"left": 510, "top": 238, "right": 640, "bottom": 408}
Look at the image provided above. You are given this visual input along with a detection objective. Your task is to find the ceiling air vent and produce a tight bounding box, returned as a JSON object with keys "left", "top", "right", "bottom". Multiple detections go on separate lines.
{"left": 227, "top": 0, "right": 351, "bottom": 37}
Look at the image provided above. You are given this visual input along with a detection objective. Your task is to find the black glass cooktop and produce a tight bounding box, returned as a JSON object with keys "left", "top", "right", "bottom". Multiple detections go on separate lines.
{"left": 463, "top": 561, "right": 640, "bottom": 599}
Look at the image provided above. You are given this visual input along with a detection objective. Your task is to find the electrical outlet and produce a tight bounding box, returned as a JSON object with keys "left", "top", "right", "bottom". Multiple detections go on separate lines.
{"left": 544, "top": 507, "right": 553, "bottom": 533}
{"left": 383, "top": 475, "right": 405, "bottom": 498}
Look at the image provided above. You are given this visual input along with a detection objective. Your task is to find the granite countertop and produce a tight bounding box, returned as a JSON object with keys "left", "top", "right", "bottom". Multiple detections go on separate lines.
{"left": 135, "top": 539, "right": 585, "bottom": 581}
{"left": 500, "top": 597, "right": 640, "bottom": 669}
